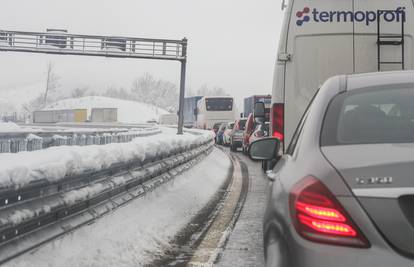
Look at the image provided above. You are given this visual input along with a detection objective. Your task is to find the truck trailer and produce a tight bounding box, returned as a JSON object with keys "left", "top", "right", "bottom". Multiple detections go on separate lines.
{"left": 183, "top": 96, "right": 202, "bottom": 128}
{"left": 244, "top": 95, "right": 272, "bottom": 118}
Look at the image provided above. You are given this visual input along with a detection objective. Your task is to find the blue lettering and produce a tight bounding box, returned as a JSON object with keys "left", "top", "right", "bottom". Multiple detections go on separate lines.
{"left": 384, "top": 11, "right": 396, "bottom": 22}
{"left": 366, "top": 11, "right": 376, "bottom": 26}
{"left": 337, "top": 11, "right": 354, "bottom": 22}
{"left": 319, "top": 11, "right": 329, "bottom": 22}
{"left": 312, "top": 9, "right": 320, "bottom": 22}
{"left": 354, "top": 11, "right": 365, "bottom": 22}
{"left": 297, "top": 7, "right": 406, "bottom": 27}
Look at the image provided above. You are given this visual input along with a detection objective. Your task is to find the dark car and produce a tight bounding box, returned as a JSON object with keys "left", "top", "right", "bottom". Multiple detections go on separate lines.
{"left": 212, "top": 122, "right": 222, "bottom": 135}
{"left": 250, "top": 71, "right": 414, "bottom": 267}
{"left": 216, "top": 122, "right": 227, "bottom": 145}
{"left": 230, "top": 118, "right": 247, "bottom": 151}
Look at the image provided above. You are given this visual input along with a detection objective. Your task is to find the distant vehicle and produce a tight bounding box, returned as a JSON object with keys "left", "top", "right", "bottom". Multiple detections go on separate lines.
{"left": 242, "top": 113, "right": 255, "bottom": 154}
{"left": 159, "top": 113, "right": 178, "bottom": 125}
{"left": 250, "top": 71, "right": 414, "bottom": 267}
{"left": 196, "top": 96, "right": 235, "bottom": 129}
{"left": 223, "top": 122, "right": 234, "bottom": 146}
{"left": 212, "top": 122, "right": 222, "bottom": 134}
{"left": 270, "top": 0, "right": 414, "bottom": 150}
{"left": 42, "top": 29, "right": 68, "bottom": 49}
{"left": 243, "top": 95, "right": 271, "bottom": 118}
{"left": 101, "top": 37, "right": 127, "bottom": 51}
{"left": 229, "top": 118, "right": 247, "bottom": 152}
{"left": 216, "top": 123, "right": 227, "bottom": 145}
{"left": 248, "top": 122, "right": 269, "bottom": 145}
{"left": 183, "top": 96, "right": 202, "bottom": 128}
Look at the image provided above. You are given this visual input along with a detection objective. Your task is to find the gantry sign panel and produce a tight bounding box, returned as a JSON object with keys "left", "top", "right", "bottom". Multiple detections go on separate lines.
{"left": 0, "top": 29, "right": 187, "bottom": 61}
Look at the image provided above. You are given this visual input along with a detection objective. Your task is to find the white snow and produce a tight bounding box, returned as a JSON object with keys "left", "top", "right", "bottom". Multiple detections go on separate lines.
{"left": 6, "top": 148, "right": 231, "bottom": 267}
{"left": 0, "top": 122, "right": 21, "bottom": 132}
{"left": 45, "top": 96, "right": 169, "bottom": 123}
{"left": 0, "top": 128, "right": 214, "bottom": 189}
{"left": 62, "top": 183, "right": 106, "bottom": 205}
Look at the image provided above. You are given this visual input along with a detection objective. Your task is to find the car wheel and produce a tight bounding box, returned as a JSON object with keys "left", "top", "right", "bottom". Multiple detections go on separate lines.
{"left": 264, "top": 230, "right": 290, "bottom": 267}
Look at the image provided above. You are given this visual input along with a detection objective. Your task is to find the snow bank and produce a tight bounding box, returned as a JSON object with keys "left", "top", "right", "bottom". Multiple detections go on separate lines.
{"left": 45, "top": 96, "right": 169, "bottom": 123}
{"left": 0, "top": 122, "right": 21, "bottom": 132}
{"left": 7, "top": 148, "right": 231, "bottom": 267}
{"left": 0, "top": 128, "right": 214, "bottom": 189}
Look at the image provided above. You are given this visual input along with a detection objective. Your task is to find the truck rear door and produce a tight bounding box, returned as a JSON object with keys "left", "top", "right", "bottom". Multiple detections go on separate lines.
{"left": 353, "top": 0, "right": 414, "bottom": 73}
{"left": 284, "top": 0, "right": 354, "bottom": 144}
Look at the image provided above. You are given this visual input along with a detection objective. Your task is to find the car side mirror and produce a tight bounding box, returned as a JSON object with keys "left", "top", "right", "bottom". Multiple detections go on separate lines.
{"left": 254, "top": 102, "right": 265, "bottom": 119}
{"left": 249, "top": 138, "right": 280, "bottom": 161}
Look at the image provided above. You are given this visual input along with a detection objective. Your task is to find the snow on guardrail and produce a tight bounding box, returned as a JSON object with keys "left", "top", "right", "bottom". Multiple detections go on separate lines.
{"left": 0, "top": 129, "right": 215, "bottom": 263}
{"left": 0, "top": 126, "right": 162, "bottom": 153}
{"left": 0, "top": 128, "right": 214, "bottom": 189}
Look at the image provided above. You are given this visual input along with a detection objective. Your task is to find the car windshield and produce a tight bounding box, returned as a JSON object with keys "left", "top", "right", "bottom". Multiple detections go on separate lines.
{"left": 322, "top": 86, "right": 414, "bottom": 145}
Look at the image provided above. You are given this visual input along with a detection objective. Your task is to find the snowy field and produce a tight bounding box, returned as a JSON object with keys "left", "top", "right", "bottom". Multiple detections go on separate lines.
{"left": 45, "top": 96, "right": 170, "bottom": 123}
{"left": 5, "top": 148, "right": 231, "bottom": 267}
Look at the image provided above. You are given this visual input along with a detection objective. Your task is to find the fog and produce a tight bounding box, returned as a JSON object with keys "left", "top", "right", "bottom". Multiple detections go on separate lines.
{"left": 0, "top": 0, "right": 284, "bottom": 109}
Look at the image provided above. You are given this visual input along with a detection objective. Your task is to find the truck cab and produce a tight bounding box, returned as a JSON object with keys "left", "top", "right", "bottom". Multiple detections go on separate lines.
{"left": 271, "top": 0, "right": 414, "bottom": 149}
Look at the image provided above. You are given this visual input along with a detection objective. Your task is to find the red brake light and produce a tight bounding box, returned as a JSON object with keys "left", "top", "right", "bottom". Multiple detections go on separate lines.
{"left": 289, "top": 176, "right": 370, "bottom": 248}
{"left": 271, "top": 103, "right": 284, "bottom": 141}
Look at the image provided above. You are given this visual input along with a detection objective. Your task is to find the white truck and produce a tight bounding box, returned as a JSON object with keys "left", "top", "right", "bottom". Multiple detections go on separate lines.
{"left": 271, "top": 0, "right": 414, "bottom": 149}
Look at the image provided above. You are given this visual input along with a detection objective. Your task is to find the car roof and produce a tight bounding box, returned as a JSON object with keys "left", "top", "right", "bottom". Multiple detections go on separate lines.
{"left": 346, "top": 71, "right": 414, "bottom": 91}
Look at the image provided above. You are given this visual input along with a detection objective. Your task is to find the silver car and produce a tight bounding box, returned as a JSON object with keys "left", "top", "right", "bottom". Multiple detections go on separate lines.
{"left": 250, "top": 71, "right": 414, "bottom": 267}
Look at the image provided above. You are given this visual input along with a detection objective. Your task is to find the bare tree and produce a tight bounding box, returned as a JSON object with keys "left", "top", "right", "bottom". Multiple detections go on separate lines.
{"left": 131, "top": 73, "right": 179, "bottom": 112}
{"left": 70, "top": 86, "right": 88, "bottom": 98}
{"left": 43, "top": 62, "right": 60, "bottom": 107}
{"left": 196, "top": 85, "right": 228, "bottom": 96}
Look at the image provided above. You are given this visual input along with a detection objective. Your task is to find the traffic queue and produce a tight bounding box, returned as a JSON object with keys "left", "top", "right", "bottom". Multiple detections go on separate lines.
{"left": 214, "top": 95, "right": 271, "bottom": 154}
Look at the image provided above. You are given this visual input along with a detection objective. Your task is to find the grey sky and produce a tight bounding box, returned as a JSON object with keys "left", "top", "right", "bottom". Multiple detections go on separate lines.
{"left": 0, "top": 0, "right": 284, "bottom": 108}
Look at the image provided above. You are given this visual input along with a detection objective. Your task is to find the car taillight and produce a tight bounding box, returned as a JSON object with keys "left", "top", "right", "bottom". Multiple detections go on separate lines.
{"left": 289, "top": 176, "right": 370, "bottom": 248}
{"left": 271, "top": 103, "right": 284, "bottom": 141}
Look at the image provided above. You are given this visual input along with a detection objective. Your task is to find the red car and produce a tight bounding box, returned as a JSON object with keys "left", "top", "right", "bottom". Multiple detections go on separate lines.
{"left": 242, "top": 113, "right": 255, "bottom": 154}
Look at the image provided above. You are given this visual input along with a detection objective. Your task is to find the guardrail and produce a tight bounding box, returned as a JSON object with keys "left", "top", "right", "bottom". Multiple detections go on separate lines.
{"left": 0, "top": 131, "right": 214, "bottom": 264}
{"left": 0, "top": 127, "right": 161, "bottom": 153}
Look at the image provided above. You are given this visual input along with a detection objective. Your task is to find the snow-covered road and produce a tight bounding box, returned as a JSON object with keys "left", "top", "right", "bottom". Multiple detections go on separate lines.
{"left": 5, "top": 148, "right": 231, "bottom": 267}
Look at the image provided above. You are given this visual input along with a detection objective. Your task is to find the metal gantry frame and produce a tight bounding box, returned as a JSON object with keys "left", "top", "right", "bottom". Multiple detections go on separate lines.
{"left": 0, "top": 29, "right": 188, "bottom": 134}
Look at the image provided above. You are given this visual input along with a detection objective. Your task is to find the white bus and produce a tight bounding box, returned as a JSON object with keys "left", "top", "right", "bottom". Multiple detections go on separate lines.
{"left": 270, "top": 0, "right": 414, "bottom": 149}
{"left": 196, "top": 96, "right": 236, "bottom": 130}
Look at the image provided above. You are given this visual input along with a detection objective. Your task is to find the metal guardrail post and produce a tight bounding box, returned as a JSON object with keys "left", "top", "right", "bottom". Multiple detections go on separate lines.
{"left": 177, "top": 38, "right": 188, "bottom": 135}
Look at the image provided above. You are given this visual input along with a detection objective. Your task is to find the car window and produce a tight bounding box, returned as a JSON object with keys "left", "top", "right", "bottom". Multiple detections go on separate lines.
{"left": 322, "top": 86, "right": 414, "bottom": 145}
{"left": 286, "top": 90, "right": 319, "bottom": 155}
{"left": 286, "top": 112, "right": 309, "bottom": 155}
{"left": 239, "top": 119, "right": 247, "bottom": 130}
